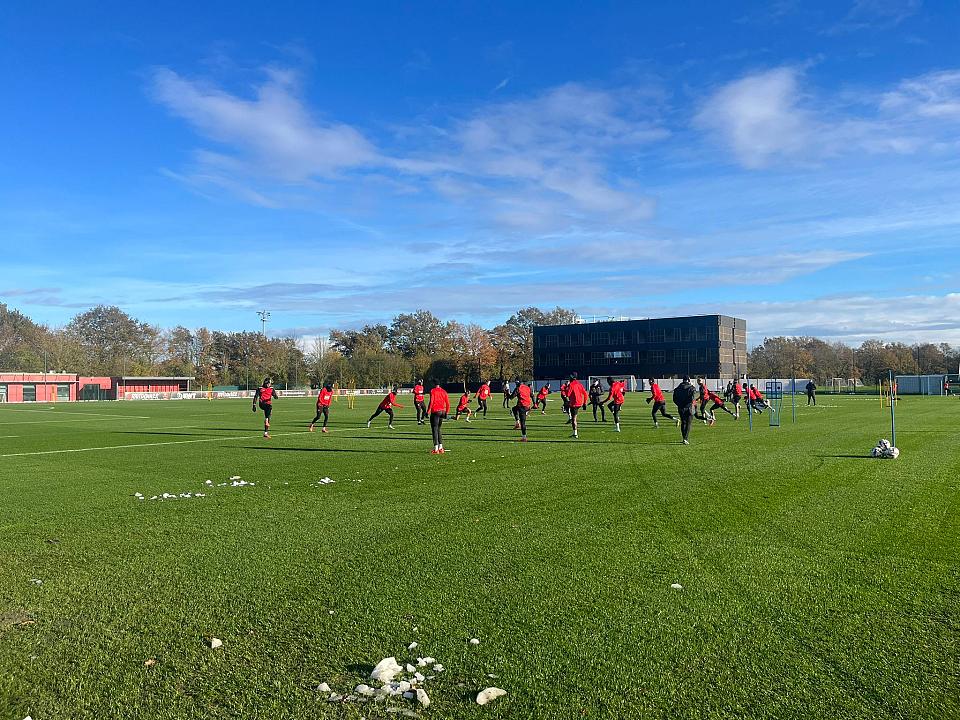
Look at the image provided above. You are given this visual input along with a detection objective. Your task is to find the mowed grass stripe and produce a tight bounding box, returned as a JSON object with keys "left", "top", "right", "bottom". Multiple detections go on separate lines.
{"left": 0, "top": 395, "right": 958, "bottom": 719}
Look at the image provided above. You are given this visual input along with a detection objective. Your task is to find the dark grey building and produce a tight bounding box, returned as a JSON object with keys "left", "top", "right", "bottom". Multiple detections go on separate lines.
{"left": 533, "top": 315, "right": 747, "bottom": 380}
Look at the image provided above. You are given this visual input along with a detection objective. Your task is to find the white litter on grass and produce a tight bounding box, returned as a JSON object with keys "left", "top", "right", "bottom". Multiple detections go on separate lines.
{"left": 209, "top": 637, "right": 223, "bottom": 649}
{"left": 416, "top": 688, "right": 430, "bottom": 707}
{"left": 476, "top": 687, "right": 507, "bottom": 705}
{"left": 371, "top": 657, "right": 404, "bottom": 683}
{"left": 317, "top": 682, "right": 331, "bottom": 693}
{"left": 433, "top": 664, "right": 444, "bottom": 672}
{"left": 407, "top": 641, "right": 418, "bottom": 650}
{"left": 311, "top": 477, "right": 336, "bottom": 486}
{"left": 469, "top": 637, "right": 480, "bottom": 645}
{"left": 229, "top": 476, "right": 241, "bottom": 480}
{"left": 671, "top": 583, "right": 683, "bottom": 591}
{"left": 29, "top": 578, "right": 42, "bottom": 585}
{"left": 205, "top": 480, "right": 213, "bottom": 485}
{"left": 405, "top": 663, "right": 416, "bottom": 673}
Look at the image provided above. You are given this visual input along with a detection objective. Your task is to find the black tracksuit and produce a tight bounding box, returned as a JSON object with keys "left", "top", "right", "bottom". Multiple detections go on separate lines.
{"left": 673, "top": 381, "right": 697, "bottom": 443}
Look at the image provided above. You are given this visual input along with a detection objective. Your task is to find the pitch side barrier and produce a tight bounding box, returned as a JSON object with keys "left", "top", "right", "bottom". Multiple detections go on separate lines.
{"left": 119, "top": 388, "right": 402, "bottom": 401}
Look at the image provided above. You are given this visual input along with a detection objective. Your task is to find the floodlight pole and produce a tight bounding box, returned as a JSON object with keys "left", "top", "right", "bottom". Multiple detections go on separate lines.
{"left": 257, "top": 310, "right": 271, "bottom": 336}
{"left": 889, "top": 369, "right": 897, "bottom": 447}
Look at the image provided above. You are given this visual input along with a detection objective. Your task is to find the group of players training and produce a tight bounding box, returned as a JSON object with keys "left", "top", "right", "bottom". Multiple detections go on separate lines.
{"left": 251, "top": 374, "right": 775, "bottom": 451}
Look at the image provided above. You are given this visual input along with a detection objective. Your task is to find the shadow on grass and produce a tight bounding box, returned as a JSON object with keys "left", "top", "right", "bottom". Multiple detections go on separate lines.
{"left": 241, "top": 446, "right": 395, "bottom": 454}
{"left": 335, "top": 433, "right": 629, "bottom": 445}
{"left": 117, "top": 431, "right": 213, "bottom": 437}
{"left": 816, "top": 454, "right": 874, "bottom": 459}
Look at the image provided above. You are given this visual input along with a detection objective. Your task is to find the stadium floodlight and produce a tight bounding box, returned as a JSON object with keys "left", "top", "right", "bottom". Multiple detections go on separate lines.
{"left": 257, "top": 310, "right": 271, "bottom": 336}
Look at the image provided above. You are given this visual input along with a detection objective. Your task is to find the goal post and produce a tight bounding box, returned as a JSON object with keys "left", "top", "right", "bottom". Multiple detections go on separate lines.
{"left": 588, "top": 375, "right": 640, "bottom": 392}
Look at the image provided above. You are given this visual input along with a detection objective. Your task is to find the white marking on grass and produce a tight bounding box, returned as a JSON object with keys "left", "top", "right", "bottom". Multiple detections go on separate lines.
{"left": 0, "top": 435, "right": 20, "bottom": 438}
{"left": 0, "top": 430, "right": 314, "bottom": 457}
{"left": 0, "top": 409, "right": 151, "bottom": 418}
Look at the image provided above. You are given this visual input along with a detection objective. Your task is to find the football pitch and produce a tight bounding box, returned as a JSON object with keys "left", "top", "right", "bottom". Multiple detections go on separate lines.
{"left": 1, "top": 395, "right": 957, "bottom": 719}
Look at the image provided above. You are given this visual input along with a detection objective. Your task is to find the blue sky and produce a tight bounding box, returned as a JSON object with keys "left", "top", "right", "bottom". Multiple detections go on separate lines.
{"left": 2, "top": 0, "right": 959, "bottom": 345}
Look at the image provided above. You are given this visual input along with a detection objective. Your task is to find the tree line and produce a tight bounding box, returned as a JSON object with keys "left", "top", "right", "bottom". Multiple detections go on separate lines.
{"left": 0, "top": 303, "right": 577, "bottom": 389}
{"left": 746, "top": 336, "right": 960, "bottom": 384}
{"left": 2, "top": 303, "right": 957, "bottom": 388}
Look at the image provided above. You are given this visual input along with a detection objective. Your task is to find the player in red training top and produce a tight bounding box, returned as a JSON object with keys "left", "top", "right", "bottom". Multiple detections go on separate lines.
{"left": 367, "top": 386, "right": 404, "bottom": 429}
{"left": 309, "top": 382, "right": 334, "bottom": 433}
{"left": 536, "top": 383, "right": 551, "bottom": 414}
{"left": 646, "top": 378, "right": 678, "bottom": 429}
{"left": 600, "top": 376, "right": 626, "bottom": 432}
{"left": 413, "top": 379, "right": 426, "bottom": 425}
{"left": 475, "top": 380, "right": 491, "bottom": 418}
{"left": 454, "top": 388, "right": 473, "bottom": 422}
{"left": 696, "top": 378, "right": 710, "bottom": 422}
{"left": 566, "top": 373, "right": 588, "bottom": 438}
{"left": 729, "top": 381, "right": 744, "bottom": 418}
{"left": 511, "top": 378, "right": 533, "bottom": 441}
{"left": 704, "top": 388, "right": 736, "bottom": 424}
{"left": 425, "top": 379, "right": 450, "bottom": 453}
{"left": 748, "top": 384, "right": 770, "bottom": 413}
{"left": 252, "top": 377, "right": 279, "bottom": 438}
{"left": 559, "top": 381, "right": 571, "bottom": 422}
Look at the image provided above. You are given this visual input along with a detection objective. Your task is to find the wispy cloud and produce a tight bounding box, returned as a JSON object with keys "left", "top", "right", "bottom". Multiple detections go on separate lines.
{"left": 826, "top": 0, "right": 922, "bottom": 35}
{"left": 695, "top": 64, "right": 960, "bottom": 168}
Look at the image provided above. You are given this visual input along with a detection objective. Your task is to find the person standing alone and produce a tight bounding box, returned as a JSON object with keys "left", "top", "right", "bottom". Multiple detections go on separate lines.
{"left": 673, "top": 375, "right": 696, "bottom": 445}
{"left": 805, "top": 380, "right": 817, "bottom": 406}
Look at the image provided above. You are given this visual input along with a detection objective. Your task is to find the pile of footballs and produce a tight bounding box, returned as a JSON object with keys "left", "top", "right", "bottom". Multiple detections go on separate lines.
{"left": 316, "top": 636, "right": 506, "bottom": 713}
{"left": 872, "top": 438, "right": 900, "bottom": 459}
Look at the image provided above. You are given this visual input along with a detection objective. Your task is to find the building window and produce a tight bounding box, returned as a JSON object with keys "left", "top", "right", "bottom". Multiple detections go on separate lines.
{"left": 635, "top": 330, "right": 646, "bottom": 344}
{"left": 649, "top": 350, "right": 666, "bottom": 363}
{"left": 612, "top": 331, "right": 625, "bottom": 345}
{"left": 593, "top": 332, "right": 610, "bottom": 345}
{"left": 590, "top": 352, "right": 605, "bottom": 364}
{"left": 649, "top": 328, "right": 666, "bottom": 343}
{"left": 57, "top": 384, "right": 70, "bottom": 401}
{"left": 578, "top": 333, "right": 591, "bottom": 346}
{"left": 22, "top": 384, "right": 36, "bottom": 402}
{"left": 545, "top": 334, "right": 558, "bottom": 347}
{"left": 559, "top": 333, "right": 572, "bottom": 347}
{"left": 0, "top": 384, "right": 7, "bottom": 401}
{"left": 674, "top": 349, "right": 694, "bottom": 363}
{"left": 547, "top": 353, "right": 559, "bottom": 366}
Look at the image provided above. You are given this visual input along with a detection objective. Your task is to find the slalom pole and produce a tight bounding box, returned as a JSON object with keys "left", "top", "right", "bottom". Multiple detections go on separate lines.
{"left": 888, "top": 370, "right": 897, "bottom": 448}
{"left": 747, "top": 375, "right": 753, "bottom": 432}
{"left": 792, "top": 374, "right": 796, "bottom": 423}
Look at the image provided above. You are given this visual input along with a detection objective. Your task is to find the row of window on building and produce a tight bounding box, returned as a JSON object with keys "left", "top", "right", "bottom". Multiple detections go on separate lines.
{"left": 536, "top": 347, "right": 720, "bottom": 367}
{"left": 0, "top": 384, "right": 71, "bottom": 402}
{"left": 539, "top": 325, "right": 745, "bottom": 347}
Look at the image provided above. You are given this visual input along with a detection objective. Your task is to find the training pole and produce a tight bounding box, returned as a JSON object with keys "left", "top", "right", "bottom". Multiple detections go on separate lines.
{"left": 888, "top": 370, "right": 897, "bottom": 447}
{"left": 792, "top": 374, "right": 796, "bottom": 423}
{"left": 747, "top": 375, "right": 753, "bottom": 432}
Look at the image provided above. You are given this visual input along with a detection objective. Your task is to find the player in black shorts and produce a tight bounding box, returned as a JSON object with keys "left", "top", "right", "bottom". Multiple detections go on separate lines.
{"left": 252, "top": 377, "right": 279, "bottom": 438}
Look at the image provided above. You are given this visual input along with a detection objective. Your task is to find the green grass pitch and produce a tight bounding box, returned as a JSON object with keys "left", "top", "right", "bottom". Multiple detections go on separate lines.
{"left": 1, "top": 394, "right": 957, "bottom": 719}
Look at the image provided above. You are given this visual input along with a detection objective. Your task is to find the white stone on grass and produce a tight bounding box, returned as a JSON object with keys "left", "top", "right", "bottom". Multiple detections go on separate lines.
{"left": 416, "top": 688, "right": 430, "bottom": 707}
{"left": 469, "top": 637, "right": 480, "bottom": 645}
{"left": 317, "top": 682, "right": 331, "bottom": 693}
{"left": 476, "top": 687, "right": 507, "bottom": 705}
{"left": 29, "top": 578, "right": 42, "bottom": 585}
{"left": 210, "top": 637, "right": 223, "bottom": 649}
{"left": 405, "top": 663, "right": 416, "bottom": 673}
{"left": 370, "top": 656, "right": 403, "bottom": 683}
{"left": 671, "top": 583, "right": 683, "bottom": 590}
{"left": 355, "top": 684, "right": 375, "bottom": 696}
{"left": 433, "top": 664, "right": 444, "bottom": 672}
{"left": 407, "top": 641, "right": 418, "bottom": 650}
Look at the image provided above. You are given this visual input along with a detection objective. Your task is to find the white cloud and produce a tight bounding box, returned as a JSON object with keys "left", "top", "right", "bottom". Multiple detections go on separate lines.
{"left": 695, "top": 67, "right": 812, "bottom": 168}
{"left": 150, "top": 67, "right": 378, "bottom": 181}
{"left": 697, "top": 65, "right": 960, "bottom": 169}
{"left": 881, "top": 70, "right": 960, "bottom": 119}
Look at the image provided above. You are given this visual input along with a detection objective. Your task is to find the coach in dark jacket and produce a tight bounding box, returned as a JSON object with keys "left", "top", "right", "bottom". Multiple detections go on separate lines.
{"left": 673, "top": 376, "right": 697, "bottom": 445}
{"left": 805, "top": 380, "right": 817, "bottom": 405}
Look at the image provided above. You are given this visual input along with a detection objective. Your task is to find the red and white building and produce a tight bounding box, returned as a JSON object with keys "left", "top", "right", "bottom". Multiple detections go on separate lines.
{"left": 0, "top": 373, "right": 194, "bottom": 403}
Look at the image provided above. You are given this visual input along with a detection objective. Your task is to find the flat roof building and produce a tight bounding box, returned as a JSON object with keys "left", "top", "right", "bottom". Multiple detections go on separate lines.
{"left": 533, "top": 315, "right": 747, "bottom": 381}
